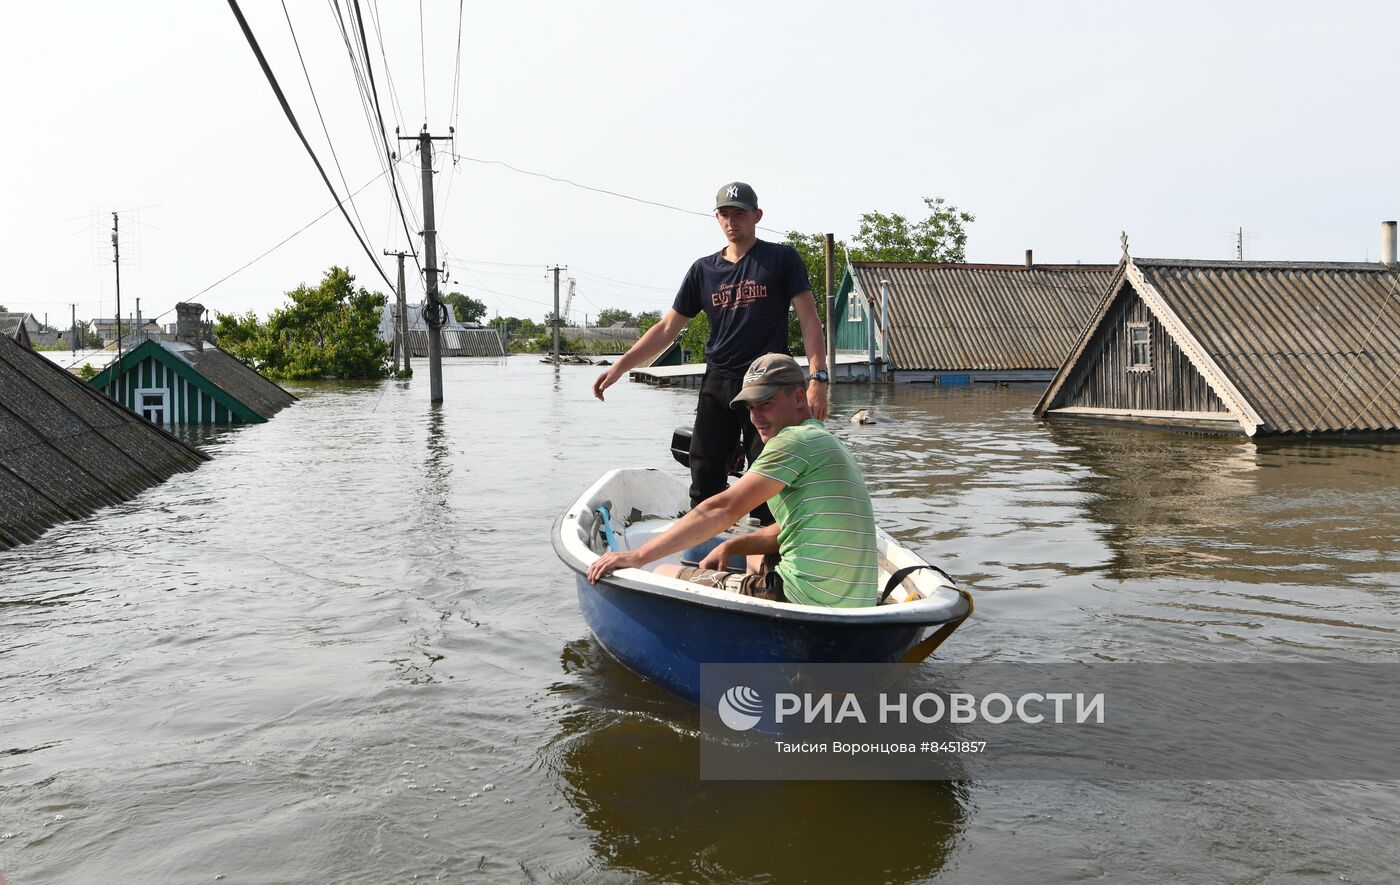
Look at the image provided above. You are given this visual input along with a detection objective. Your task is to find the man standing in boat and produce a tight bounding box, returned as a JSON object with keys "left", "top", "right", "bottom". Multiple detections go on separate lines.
{"left": 592, "top": 182, "right": 830, "bottom": 515}
{"left": 588, "top": 354, "right": 878, "bottom": 608}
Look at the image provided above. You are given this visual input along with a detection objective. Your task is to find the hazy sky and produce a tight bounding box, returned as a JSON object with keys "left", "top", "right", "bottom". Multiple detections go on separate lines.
{"left": 4, "top": 1, "right": 1399, "bottom": 328}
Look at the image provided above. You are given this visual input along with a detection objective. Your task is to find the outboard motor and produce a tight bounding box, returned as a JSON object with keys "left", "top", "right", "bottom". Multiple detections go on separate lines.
{"left": 670, "top": 425, "right": 745, "bottom": 477}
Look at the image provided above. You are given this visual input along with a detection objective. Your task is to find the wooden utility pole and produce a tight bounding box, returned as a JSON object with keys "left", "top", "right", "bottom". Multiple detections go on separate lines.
{"left": 400, "top": 127, "right": 454, "bottom": 403}
{"left": 112, "top": 212, "right": 124, "bottom": 358}
{"left": 384, "top": 248, "right": 415, "bottom": 375}
{"left": 549, "top": 265, "right": 565, "bottom": 363}
{"left": 824, "top": 233, "right": 836, "bottom": 380}
{"left": 70, "top": 304, "right": 76, "bottom": 355}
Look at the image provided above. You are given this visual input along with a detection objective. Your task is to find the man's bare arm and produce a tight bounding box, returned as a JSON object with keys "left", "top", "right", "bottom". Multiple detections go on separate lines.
{"left": 699, "top": 522, "right": 780, "bottom": 570}
{"left": 586, "top": 472, "right": 784, "bottom": 582}
{"left": 791, "top": 292, "right": 829, "bottom": 420}
{"left": 592, "top": 308, "right": 691, "bottom": 401}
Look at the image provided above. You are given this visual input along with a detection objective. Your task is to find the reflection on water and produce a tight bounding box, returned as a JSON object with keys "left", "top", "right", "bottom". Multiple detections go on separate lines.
{"left": 545, "top": 639, "right": 966, "bottom": 884}
{"left": 1, "top": 363, "right": 1397, "bottom": 883}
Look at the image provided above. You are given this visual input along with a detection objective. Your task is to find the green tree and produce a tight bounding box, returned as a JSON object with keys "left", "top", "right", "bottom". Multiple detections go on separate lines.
{"left": 71, "top": 319, "right": 102, "bottom": 348}
{"left": 636, "top": 310, "right": 661, "bottom": 336}
{"left": 442, "top": 291, "right": 487, "bottom": 325}
{"left": 214, "top": 266, "right": 388, "bottom": 380}
{"left": 678, "top": 312, "right": 709, "bottom": 363}
{"left": 782, "top": 196, "right": 974, "bottom": 350}
{"left": 852, "top": 196, "right": 974, "bottom": 263}
{"left": 593, "top": 308, "right": 635, "bottom": 327}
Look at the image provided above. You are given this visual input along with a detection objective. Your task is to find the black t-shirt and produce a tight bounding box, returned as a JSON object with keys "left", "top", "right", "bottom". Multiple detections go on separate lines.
{"left": 672, "top": 240, "right": 812, "bottom": 378}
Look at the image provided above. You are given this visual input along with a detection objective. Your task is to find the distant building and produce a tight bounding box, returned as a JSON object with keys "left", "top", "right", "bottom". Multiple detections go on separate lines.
{"left": 1035, "top": 252, "right": 1400, "bottom": 436}
{"left": 833, "top": 258, "right": 1116, "bottom": 383}
{"left": 0, "top": 329, "right": 206, "bottom": 549}
{"left": 380, "top": 302, "right": 506, "bottom": 357}
{"left": 87, "top": 302, "right": 295, "bottom": 426}
{"left": 562, "top": 323, "right": 639, "bottom": 354}
{"left": 0, "top": 312, "right": 36, "bottom": 350}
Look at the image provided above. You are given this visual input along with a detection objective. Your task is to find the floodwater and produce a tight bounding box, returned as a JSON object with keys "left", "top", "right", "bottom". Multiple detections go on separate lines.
{"left": 2, "top": 358, "right": 1398, "bottom": 884}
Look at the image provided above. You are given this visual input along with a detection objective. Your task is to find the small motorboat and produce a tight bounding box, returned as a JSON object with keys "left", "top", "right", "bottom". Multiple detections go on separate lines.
{"left": 552, "top": 466, "right": 973, "bottom": 703}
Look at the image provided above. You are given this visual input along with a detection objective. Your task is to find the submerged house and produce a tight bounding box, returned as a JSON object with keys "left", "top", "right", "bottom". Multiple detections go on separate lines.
{"left": 0, "top": 329, "right": 207, "bottom": 549}
{"left": 832, "top": 257, "right": 1116, "bottom": 382}
{"left": 1035, "top": 241, "right": 1400, "bottom": 436}
{"left": 380, "top": 302, "right": 506, "bottom": 358}
{"left": 88, "top": 303, "right": 295, "bottom": 426}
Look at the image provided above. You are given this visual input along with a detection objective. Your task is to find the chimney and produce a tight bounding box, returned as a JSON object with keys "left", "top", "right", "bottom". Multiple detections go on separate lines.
{"left": 1383, "top": 221, "right": 1397, "bottom": 265}
{"left": 1024, "top": 249, "right": 1033, "bottom": 269}
{"left": 175, "top": 302, "right": 205, "bottom": 350}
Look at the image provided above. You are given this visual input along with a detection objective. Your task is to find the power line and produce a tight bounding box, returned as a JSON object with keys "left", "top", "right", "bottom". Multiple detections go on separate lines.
{"left": 365, "top": 0, "right": 408, "bottom": 133}
{"left": 418, "top": 0, "right": 427, "bottom": 124}
{"left": 279, "top": 0, "right": 373, "bottom": 250}
{"left": 450, "top": 0, "right": 463, "bottom": 133}
{"left": 571, "top": 267, "right": 671, "bottom": 292}
{"left": 189, "top": 163, "right": 398, "bottom": 303}
{"left": 446, "top": 151, "right": 789, "bottom": 236}
{"left": 225, "top": 0, "right": 395, "bottom": 291}
{"left": 349, "top": 0, "right": 425, "bottom": 286}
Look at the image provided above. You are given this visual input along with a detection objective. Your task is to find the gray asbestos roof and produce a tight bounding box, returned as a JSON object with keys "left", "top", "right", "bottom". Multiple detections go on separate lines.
{"left": 850, "top": 262, "right": 1116, "bottom": 370}
{"left": 1132, "top": 259, "right": 1400, "bottom": 433}
{"left": 399, "top": 328, "right": 506, "bottom": 357}
{"left": 162, "top": 341, "right": 297, "bottom": 419}
{"left": 0, "top": 333, "right": 207, "bottom": 549}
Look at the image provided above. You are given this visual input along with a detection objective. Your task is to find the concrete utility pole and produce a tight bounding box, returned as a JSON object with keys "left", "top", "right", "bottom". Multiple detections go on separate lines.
{"left": 112, "top": 212, "right": 124, "bottom": 359}
{"left": 549, "top": 265, "right": 566, "bottom": 363}
{"left": 384, "top": 248, "right": 415, "bottom": 375}
{"left": 824, "top": 233, "right": 836, "bottom": 379}
{"left": 399, "top": 127, "right": 454, "bottom": 403}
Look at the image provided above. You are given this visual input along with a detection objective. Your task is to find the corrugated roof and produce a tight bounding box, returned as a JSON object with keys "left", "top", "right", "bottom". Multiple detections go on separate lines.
{"left": 163, "top": 341, "right": 297, "bottom": 419}
{"left": 0, "top": 334, "right": 207, "bottom": 549}
{"left": 399, "top": 329, "right": 506, "bottom": 357}
{"left": 1134, "top": 259, "right": 1400, "bottom": 433}
{"left": 0, "top": 314, "right": 33, "bottom": 349}
{"left": 849, "top": 262, "right": 1115, "bottom": 370}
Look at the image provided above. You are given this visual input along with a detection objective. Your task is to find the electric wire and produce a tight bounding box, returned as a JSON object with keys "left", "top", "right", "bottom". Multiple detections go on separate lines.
{"left": 365, "top": 0, "right": 408, "bottom": 133}
{"left": 188, "top": 163, "right": 398, "bottom": 304}
{"left": 328, "top": 0, "right": 394, "bottom": 178}
{"left": 225, "top": 0, "right": 395, "bottom": 291}
{"left": 450, "top": 0, "right": 463, "bottom": 132}
{"left": 280, "top": 0, "right": 372, "bottom": 250}
{"left": 418, "top": 0, "right": 427, "bottom": 124}
{"left": 350, "top": 0, "right": 425, "bottom": 286}
{"left": 447, "top": 151, "right": 790, "bottom": 236}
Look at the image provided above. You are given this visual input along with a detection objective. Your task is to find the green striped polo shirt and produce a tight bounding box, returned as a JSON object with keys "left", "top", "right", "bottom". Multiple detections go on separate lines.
{"left": 747, "top": 419, "right": 879, "bottom": 607}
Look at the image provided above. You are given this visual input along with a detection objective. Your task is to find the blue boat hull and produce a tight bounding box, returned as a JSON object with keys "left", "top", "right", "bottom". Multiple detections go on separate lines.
{"left": 576, "top": 573, "right": 926, "bottom": 703}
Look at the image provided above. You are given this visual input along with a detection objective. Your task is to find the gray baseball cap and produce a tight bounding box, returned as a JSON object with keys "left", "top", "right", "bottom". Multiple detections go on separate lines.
{"left": 730, "top": 353, "right": 806, "bottom": 407}
{"left": 715, "top": 181, "right": 758, "bottom": 212}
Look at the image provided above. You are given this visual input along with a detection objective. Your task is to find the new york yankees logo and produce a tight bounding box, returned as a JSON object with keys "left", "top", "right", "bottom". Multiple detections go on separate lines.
{"left": 727, "top": 185, "right": 739, "bottom": 199}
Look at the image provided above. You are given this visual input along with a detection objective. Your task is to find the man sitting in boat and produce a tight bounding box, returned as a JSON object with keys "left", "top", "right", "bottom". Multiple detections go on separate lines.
{"left": 587, "top": 353, "right": 879, "bottom": 607}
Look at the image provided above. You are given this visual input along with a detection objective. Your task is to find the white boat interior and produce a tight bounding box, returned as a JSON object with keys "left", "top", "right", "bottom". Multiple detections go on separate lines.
{"left": 557, "top": 467, "right": 969, "bottom": 618}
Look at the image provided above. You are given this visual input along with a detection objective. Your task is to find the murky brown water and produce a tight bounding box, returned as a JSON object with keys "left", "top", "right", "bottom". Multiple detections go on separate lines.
{"left": 2, "top": 360, "right": 1397, "bottom": 883}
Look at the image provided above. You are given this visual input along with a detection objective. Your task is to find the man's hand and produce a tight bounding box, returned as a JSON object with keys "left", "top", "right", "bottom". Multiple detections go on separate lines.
{"left": 807, "top": 379, "right": 830, "bottom": 421}
{"left": 593, "top": 367, "right": 618, "bottom": 401}
{"left": 699, "top": 541, "right": 734, "bottom": 571}
{"left": 587, "top": 549, "right": 644, "bottom": 583}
